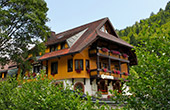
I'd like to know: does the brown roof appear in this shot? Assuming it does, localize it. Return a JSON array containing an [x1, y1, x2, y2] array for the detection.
[[39, 48, 70, 60], [0, 62, 16, 73], [39, 17, 137, 65]]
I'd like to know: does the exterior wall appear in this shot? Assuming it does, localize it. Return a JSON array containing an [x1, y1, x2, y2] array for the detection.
[[45, 47, 96, 80]]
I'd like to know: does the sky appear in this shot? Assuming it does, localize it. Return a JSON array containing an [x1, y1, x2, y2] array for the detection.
[[45, 0, 169, 33]]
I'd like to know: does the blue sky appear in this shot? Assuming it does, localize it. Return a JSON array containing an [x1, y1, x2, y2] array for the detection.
[[45, 0, 169, 33]]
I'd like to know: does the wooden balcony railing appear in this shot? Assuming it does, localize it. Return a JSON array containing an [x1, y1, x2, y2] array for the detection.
[[89, 68, 129, 80], [89, 47, 129, 63]]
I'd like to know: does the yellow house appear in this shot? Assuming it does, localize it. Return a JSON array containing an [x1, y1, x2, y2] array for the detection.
[[21, 18, 137, 97]]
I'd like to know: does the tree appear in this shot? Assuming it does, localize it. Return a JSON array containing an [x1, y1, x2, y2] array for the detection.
[[116, 36, 170, 109], [0, 0, 50, 67]]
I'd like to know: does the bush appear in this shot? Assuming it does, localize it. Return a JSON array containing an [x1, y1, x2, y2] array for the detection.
[[0, 74, 112, 110]]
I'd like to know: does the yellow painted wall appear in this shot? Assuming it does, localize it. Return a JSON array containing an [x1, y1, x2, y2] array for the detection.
[[47, 47, 93, 80]]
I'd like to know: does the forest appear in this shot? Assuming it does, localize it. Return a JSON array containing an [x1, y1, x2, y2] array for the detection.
[[117, 1, 170, 46]]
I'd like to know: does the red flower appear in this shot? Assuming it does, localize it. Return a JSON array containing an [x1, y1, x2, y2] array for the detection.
[[111, 50, 120, 55], [124, 72, 128, 76], [87, 69, 91, 73], [116, 70, 120, 74], [107, 95, 111, 99], [101, 90, 106, 92], [76, 68, 82, 73], [51, 73, 55, 76], [103, 68, 107, 72], [113, 70, 117, 73], [102, 48, 108, 52], [122, 53, 129, 58], [32, 73, 36, 77]]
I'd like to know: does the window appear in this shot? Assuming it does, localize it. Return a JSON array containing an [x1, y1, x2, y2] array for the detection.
[[61, 42, 65, 49], [75, 59, 83, 70], [98, 80, 108, 94], [86, 60, 90, 70], [50, 46, 55, 52], [68, 59, 73, 72], [51, 62, 58, 75], [74, 82, 84, 93], [103, 63, 107, 69], [33, 65, 41, 73], [55, 44, 58, 51]]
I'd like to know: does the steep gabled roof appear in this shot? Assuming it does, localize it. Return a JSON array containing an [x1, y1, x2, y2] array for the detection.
[[39, 18, 137, 65]]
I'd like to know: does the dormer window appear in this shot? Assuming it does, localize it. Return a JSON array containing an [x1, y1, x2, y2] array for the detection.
[[61, 42, 65, 49]]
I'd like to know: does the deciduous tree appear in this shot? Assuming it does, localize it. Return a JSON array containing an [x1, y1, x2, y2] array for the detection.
[[0, 0, 50, 67]]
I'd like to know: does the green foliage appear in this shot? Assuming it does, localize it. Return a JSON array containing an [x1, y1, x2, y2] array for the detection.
[[117, 1, 170, 46], [115, 36, 170, 109], [0, 74, 112, 110], [0, 0, 50, 68]]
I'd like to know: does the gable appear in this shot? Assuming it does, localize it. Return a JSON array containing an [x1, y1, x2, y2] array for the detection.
[[99, 21, 118, 38], [66, 28, 88, 47]]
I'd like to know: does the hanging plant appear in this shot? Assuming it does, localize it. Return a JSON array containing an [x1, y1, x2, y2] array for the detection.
[[122, 53, 129, 58], [101, 48, 109, 52], [111, 50, 120, 55]]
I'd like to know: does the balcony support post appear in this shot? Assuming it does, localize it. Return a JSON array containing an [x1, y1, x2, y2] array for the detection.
[[108, 58, 111, 76], [46, 60, 48, 75], [127, 63, 130, 73], [118, 61, 121, 78]]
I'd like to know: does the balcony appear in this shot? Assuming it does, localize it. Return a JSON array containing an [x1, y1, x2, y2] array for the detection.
[[90, 69, 129, 80], [89, 47, 129, 63], [89, 47, 130, 80]]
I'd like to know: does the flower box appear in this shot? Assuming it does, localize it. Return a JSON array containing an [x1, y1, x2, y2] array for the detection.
[[99, 48, 109, 56], [86, 69, 91, 74], [101, 48, 109, 52], [76, 68, 82, 73], [111, 50, 120, 55], [120, 53, 129, 60], [103, 68, 107, 72]]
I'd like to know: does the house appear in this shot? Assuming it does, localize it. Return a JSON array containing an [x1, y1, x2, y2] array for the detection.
[[20, 18, 137, 97], [0, 62, 18, 81]]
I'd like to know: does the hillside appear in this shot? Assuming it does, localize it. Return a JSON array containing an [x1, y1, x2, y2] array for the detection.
[[117, 1, 170, 46]]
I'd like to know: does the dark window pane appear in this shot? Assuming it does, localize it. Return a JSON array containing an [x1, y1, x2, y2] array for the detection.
[[75, 59, 83, 70], [61, 42, 65, 49], [68, 59, 73, 72], [86, 60, 90, 70], [51, 62, 58, 74]]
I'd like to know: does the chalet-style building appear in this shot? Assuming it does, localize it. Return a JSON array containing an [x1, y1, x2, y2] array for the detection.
[[1, 18, 137, 98]]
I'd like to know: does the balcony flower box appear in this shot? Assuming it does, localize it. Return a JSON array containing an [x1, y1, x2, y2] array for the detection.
[[102, 48, 109, 52], [124, 72, 128, 76], [111, 50, 120, 55], [116, 70, 120, 75], [110, 50, 120, 58], [51, 73, 55, 76], [76, 68, 82, 73], [113, 70, 117, 74], [121, 53, 129, 60], [86, 69, 91, 74], [99, 47, 109, 56], [103, 68, 107, 72]]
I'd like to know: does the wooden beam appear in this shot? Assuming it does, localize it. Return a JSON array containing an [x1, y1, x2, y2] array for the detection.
[[108, 57, 111, 76], [119, 61, 121, 78], [72, 78, 74, 85], [127, 63, 130, 73], [46, 60, 48, 75], [84, 78, 86, 85]]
